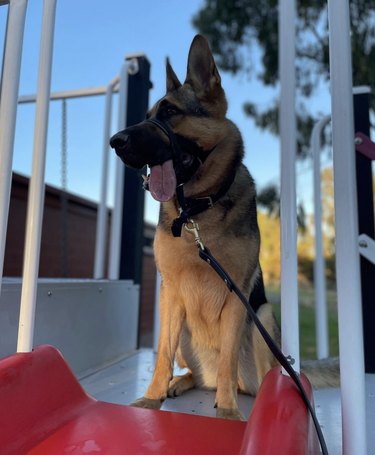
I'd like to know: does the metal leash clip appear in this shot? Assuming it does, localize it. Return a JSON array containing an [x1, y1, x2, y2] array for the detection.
[[184, 219, 205, 250]]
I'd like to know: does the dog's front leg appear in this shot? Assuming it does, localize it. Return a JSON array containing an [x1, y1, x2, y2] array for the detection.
[[132, 283, 184, 410], [215, 295, 246, 420]]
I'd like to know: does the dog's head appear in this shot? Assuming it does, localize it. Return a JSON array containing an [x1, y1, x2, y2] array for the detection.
[[110, 34, 227, 202]]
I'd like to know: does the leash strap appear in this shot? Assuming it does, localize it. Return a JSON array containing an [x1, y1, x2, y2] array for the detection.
[[188, 227, 328, 455], [171, 173, 236, 237]]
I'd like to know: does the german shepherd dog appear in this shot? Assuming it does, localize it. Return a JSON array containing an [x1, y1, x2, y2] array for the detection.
[[110, 35, 280, 420]]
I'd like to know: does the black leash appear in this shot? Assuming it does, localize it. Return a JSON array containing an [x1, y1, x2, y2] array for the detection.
[[184, 220, 328, 455]]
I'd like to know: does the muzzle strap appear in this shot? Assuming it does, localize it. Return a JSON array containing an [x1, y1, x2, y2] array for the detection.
[[146, 118, 209, 170], [146, 118, 171, 141]]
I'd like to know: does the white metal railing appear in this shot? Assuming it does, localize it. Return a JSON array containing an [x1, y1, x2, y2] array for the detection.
[[14, 3, 136, 350], [10, 49, 145, 349], [311, 115, 331, 360], [0, 0, 28, 298], [18, 84, 121, 105], [279, 0, 300, 373], [93, 76, 119, 279], [327, 1, 367, 453], [279, 1, 367, 452], [18, 69, 149, 281], [108, 62, 129, 280], [18, 80, 125, 281], [17, 0, 58, 352], [18, 85, 116, 103]]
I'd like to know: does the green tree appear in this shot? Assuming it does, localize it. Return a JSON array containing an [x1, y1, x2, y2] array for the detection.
[[257, 184, 279, 217], [193, 0, 375, 157]]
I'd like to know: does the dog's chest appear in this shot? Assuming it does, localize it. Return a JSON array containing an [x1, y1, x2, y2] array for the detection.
[[154, 229, 229, 322]]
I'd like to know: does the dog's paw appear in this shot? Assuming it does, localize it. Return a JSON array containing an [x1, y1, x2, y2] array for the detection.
[[167, 374, 195, 397], [216, 407, 245, 421], [130, 397, 163, 410]]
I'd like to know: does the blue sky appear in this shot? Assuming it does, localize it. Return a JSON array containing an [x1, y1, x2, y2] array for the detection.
[[1, 0, 331, 224]]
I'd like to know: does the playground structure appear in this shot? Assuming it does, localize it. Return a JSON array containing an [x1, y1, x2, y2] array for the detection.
[[0, 0, 374, 454]]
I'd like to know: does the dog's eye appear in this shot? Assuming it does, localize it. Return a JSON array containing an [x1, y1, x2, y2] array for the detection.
[[157, 101, 180, 120]]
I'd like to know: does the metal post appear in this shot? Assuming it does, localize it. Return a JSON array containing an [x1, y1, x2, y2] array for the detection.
[[0, 0, 28, 297], [18, 85, 118, 104], [311, 115, 331, 359], [119, 55, 150, 285], [279, 0, 300, 373], [327, 1, 367, 453], [93, 77, 119, 279], [17, 0, 57, 352], [108, 62, 129, 280]]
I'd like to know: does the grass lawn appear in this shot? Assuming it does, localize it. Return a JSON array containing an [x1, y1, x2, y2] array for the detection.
[[266, 284, 339, 360]]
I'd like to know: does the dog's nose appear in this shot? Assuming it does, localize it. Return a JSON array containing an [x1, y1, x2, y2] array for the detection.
[[110, 132, 129, 151]]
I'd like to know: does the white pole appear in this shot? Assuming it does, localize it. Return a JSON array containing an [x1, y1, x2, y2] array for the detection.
[[279, 0, 300, 373], [311, 115, 331, 359], [17, 0, 57, 352], [18, 84, 119, 104], [327, 1, 367, 454], [108, 62, 128, 280], [93, 79, 117, 278], [0, 0, 28, 297]]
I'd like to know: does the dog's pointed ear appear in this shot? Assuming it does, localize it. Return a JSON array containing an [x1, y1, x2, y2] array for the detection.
[[185, 35, 222, 98], [166, 57, 181, 92]]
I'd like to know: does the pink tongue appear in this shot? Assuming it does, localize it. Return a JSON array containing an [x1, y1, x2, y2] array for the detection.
[[149, 159, 177, 202]]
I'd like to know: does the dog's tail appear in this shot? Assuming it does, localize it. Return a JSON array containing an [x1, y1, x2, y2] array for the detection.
[[301, 357, 340, 389]]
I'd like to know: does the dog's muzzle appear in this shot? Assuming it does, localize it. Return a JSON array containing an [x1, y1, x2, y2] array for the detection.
[[110, 118, 209, 202]]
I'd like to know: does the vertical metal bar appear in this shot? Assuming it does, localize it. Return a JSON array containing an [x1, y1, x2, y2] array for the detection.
[[60, 99, 68, 276], [327, 1, 367, 453], [17, 0, 57, 353], [311, 115, 331, 359], [108, 63, 128, 280], [279, 0, 300, 373], [0, 0, 28, 296], [119, 56, 149, 284], [93, 79, 116, 279]]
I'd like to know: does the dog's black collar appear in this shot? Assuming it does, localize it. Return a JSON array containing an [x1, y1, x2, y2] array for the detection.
[[145, 117, 236, 237], [171, 170, 236, 237]]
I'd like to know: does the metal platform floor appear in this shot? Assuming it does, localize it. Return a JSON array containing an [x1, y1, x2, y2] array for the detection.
[[80, 349, 375, 455]]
